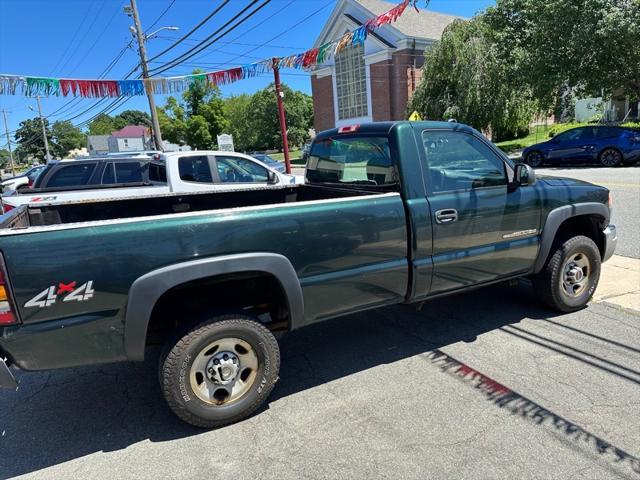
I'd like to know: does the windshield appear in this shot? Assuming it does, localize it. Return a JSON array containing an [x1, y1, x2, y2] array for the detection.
[[306, 135, 397, 186]]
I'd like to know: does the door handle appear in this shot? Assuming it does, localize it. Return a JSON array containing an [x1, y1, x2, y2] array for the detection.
[[435, 208, 458, 224]]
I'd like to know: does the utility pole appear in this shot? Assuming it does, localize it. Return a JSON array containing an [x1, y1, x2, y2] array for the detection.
[[35, 96, 52, 162], [128, 0, 164, 151], [1, 109, 16, 175], [272, 59, 291, 174]]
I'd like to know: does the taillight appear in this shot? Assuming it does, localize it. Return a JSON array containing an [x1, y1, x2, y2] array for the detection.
[[2, 203, 14, 214], [27, 179, 33, 187], [0, 257, 18, 325], [338, 124, 360, 134]]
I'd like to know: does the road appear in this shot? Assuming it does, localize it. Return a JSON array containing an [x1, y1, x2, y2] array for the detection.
[[1, 286, 638, 479], [1, 166, 639, 480]]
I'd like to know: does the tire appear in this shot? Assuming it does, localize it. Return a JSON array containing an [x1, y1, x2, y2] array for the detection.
[[160, 314, 280, 428], [599, 148, 622, 167], [533, 235, 601, 312], [525, 150, 544, 168]]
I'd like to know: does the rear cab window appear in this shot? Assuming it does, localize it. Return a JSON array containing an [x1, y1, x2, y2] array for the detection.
[[178, 155, 213, 183], [43, 163, 97, 188], [306, 135, 398, 186], [102, 161, 148, 185]]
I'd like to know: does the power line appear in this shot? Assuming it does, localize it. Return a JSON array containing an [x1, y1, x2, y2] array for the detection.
[[49, 1, 95, 75], [186, 0, 297, 64], [148, 0, 273, 76], [67, 3, 124, 76], [54, 0, 109, 76], [145, 0, 177, 33], [147, 0, 232, 62]]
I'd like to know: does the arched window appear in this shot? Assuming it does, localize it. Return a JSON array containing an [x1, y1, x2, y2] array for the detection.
[[335, 43, 368, 120]]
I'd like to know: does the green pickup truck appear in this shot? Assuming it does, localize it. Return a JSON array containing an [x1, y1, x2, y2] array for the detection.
[[0, 121, 616, 428]]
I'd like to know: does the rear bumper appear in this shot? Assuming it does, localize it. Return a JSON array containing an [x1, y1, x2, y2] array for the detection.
[[602, 224, 617, 263], [0, 357, 17, 389]]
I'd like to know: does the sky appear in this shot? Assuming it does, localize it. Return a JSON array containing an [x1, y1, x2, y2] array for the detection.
[[0, 0, 494, 141]]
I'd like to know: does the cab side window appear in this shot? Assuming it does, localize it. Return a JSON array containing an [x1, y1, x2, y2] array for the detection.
[[46, 163, 96, 188], [421, 131, 506, 193], [215, 156, 269, 183], [178, 156, 213, 183]]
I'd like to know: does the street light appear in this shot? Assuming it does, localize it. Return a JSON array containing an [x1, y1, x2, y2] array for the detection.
[[145, 26, 179, 40]]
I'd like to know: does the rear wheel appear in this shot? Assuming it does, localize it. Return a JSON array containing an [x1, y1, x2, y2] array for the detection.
[[599, 148, 622, 167], [533, 235, 601, 312], [160, 314, 280, 428], [525, 150, 544, 168]]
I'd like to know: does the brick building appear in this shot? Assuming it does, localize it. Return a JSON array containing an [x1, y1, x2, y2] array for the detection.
[[310, 0, 460, 132]]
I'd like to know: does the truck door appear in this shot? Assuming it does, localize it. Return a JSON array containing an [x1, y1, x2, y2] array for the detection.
[[420, 129, 541, 295]]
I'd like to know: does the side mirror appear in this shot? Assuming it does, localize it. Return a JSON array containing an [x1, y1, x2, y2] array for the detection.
[[267, 170, 278, 184], [515, 163, 536, 186]]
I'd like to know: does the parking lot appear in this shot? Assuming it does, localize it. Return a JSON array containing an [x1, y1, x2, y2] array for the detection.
[[1, 166, 639, 480]]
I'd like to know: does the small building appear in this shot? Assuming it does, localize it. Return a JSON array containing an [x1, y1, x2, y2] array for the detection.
[[107, 125, 153, 153], [310, 0, 460, 131], [575, 91, 640, 123], [87, 135, 109, 156]]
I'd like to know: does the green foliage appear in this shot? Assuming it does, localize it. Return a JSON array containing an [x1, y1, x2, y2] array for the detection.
[[483, 0, 640, 103], [87, 110, 151, 136], [14, 117, 52, 161], [0, 149, 11, 169], [223, 94, 255, 151], [158, 73, 228, 148], [408, 18, 538, 142], [411, 0, 640, 143], [186, 115, 213, 150], [247, 83, 313, 150], [159, 80, 313, 152], [51, 121, 86, 158]]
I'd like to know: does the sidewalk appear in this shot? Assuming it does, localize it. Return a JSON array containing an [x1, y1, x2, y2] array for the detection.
[[594, 254, 640, 312]]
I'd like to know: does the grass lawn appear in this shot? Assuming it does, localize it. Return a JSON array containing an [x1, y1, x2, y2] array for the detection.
[[269, 149, 302, 162], [495, 125, 553, 154]]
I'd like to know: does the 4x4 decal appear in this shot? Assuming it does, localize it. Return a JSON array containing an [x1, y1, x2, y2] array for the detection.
[[24, 281, 94, 308]]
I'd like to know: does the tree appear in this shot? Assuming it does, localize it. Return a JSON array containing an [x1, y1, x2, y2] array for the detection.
[[14, 117, 52, 161], [0, 149, 11, 169], [483, 0, 640, 104], [247, 83, 313, 150], [158, 72, 228, 147], [114, 110, 151, 128], [186, 116, 213, 150], [223, 94, 256, 151], [87, 113, 116, 136], [409, 18, 537, 141], [51, 121, 86, 158], [88, 110, 151, 136]]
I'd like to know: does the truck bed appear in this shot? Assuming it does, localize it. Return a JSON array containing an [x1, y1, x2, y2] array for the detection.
[[0, 183, 391, 229]]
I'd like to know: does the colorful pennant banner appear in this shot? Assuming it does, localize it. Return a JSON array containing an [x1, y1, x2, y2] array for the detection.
[[0, 0, 421, 98]]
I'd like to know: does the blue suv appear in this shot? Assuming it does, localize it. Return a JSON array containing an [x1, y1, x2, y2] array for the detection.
[[522, 126, 640, 167]]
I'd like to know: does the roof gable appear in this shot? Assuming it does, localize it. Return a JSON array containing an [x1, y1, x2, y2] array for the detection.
[[313, 0, 463, 48], [112, 125, 149, 138]]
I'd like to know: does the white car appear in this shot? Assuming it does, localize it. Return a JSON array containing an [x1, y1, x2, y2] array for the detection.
[[1, 151, 301, 212], [1, 165, 46, 193]]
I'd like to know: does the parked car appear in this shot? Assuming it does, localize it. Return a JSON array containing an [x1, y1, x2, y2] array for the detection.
[[250, 153, 286, 173], [522, 125, 640, 167], [0, 121, 616, 428], [1, 165, 46, 193], [1, 151, 300, 212]]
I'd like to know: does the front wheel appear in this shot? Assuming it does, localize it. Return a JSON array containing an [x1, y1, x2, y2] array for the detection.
[[160, 314, 280, 428], [532, 235, 601, 312], [599, 148, 622, 167], [525, 150, 544, 168]]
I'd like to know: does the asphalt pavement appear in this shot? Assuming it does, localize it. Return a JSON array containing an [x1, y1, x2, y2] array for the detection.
[[1, 165, 639, 480], [2, 283, 639, 479]]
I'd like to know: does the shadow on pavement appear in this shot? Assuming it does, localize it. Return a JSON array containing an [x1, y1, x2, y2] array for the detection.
[[0, 282, 637, 477]]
